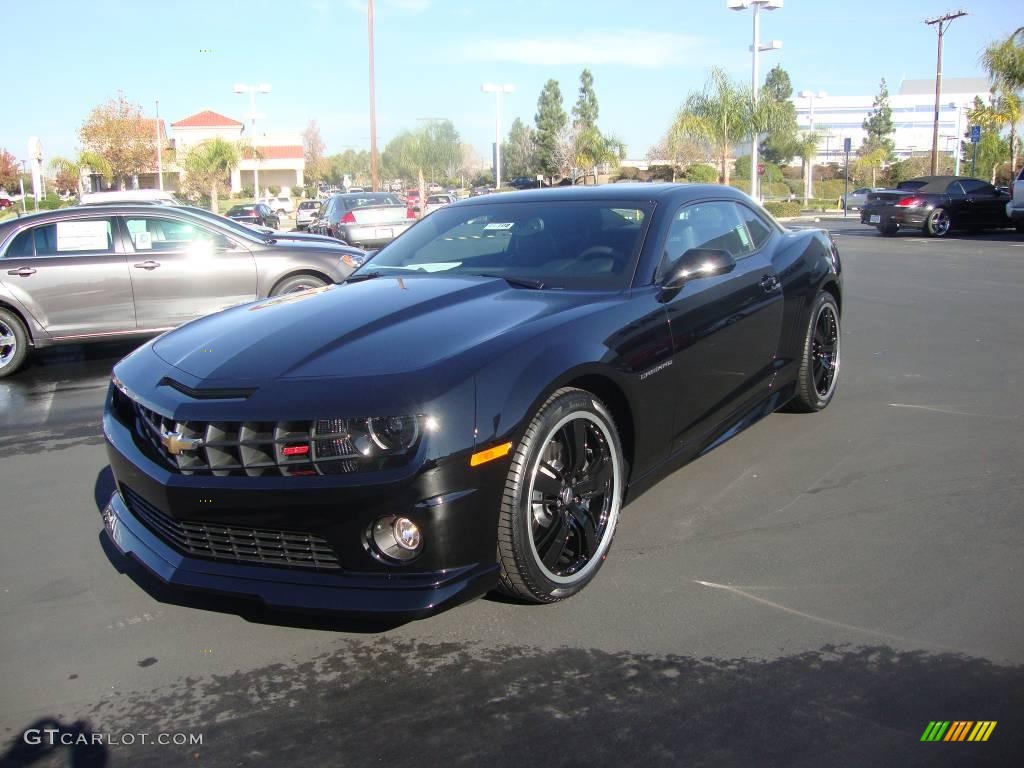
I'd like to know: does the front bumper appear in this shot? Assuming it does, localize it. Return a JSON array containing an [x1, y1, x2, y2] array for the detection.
[[101, 389, 507, 617], [1007, 203, 1024, 222]]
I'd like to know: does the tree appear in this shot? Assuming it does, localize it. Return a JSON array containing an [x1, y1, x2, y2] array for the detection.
[[674, 67, 785, 186], [982, 27, 1024, 91], [760, 65, 800, 165], [969, 89, 1021, 181], [182, 138, 241, 212], [534, 79, 567, 183], [797, 132, 820, 203], [646, 129, 707, 182], [572, 69, 599, 129], [861, 78, 895, 161], [303, 120, 326, 184], [78, 95, 155, 189], [48, 151, 112, 198], [0, 149, 19, 194], [503, 118, 537, 179]]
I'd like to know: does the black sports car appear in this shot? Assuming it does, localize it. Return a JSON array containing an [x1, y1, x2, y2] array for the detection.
[[225, 202, 280, 230], [860, 175, 1012, 237], [101, 184, 843, 617]]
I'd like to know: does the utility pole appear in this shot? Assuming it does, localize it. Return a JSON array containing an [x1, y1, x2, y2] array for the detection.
[[926, 10, 967, 175], [368, 0, 379, 192]]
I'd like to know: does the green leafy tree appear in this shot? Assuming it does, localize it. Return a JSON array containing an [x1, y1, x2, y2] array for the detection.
[[982, 27, 1024, 91], [760, 65, 800, 165], [534, 79, 567, 183], [969, 90, 1021, 182], [48, 151, 112, 197], [860, 78, 895, 161], [78, 95, 156, 189], [674, 67, 786, 186], [572, 69, 599, 129], [502, 118, 537, 179], [182, 137, 243, 212], [797, 131, 820, 203]]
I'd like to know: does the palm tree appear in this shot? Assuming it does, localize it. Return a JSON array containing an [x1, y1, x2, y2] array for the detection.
[[797, 131, 820, 204], [982, 27, 1024, 91], [183, 138, 241, 212], [674, 67, 787, 188], [971, 86, 1022, 180], [48, 151, 112, 198]]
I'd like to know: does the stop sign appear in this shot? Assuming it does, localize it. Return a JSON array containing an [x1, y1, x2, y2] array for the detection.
[[757, 163, 765, 176]]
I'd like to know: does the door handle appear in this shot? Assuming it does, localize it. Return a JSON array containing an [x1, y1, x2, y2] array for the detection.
[[6, 267, 36, 277], [759, 274, 779, 292], [133, 261, 160, 270]]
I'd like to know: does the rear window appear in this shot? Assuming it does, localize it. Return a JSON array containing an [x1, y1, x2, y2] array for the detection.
[[299, 201, 319, 210], [228, 205, 255, 214]]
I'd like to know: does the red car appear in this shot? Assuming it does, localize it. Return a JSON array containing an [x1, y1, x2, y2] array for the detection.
[[0, 197, 13, 209]]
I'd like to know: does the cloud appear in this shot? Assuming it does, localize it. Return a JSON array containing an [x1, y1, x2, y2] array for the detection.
[[461, 30, 711, 69]]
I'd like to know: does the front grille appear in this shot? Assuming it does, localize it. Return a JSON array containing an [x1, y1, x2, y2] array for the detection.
[[131, 400, 378, 477], [122, 486, 341, 571]]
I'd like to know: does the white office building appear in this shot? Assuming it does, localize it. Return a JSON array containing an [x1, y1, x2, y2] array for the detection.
[[795, 78, 991, 166]]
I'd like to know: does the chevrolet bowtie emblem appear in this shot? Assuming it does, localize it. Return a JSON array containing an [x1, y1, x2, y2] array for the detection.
[[160, 430, 203, 455]]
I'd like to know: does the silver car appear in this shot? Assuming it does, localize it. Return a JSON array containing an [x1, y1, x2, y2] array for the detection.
[[295, 199, 322, 230], [840, 187, 877, 211], [0, 205, 363, 377], [310, 192, 414, 247]]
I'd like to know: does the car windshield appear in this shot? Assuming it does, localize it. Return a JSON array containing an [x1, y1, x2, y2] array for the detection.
[[299, 201, 319, 210], [360, 199, 652, 290]]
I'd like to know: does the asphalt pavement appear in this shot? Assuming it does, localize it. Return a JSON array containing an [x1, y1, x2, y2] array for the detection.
[[1, 222, 1022, 767]]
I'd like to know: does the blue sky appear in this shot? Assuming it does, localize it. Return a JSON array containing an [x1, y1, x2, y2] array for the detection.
[[1, 0, 1016, 166]]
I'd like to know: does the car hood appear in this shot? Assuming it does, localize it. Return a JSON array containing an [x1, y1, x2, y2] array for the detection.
[[151, 275, 606, 384]]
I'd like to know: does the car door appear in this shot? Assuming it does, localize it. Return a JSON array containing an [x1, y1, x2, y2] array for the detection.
[[0, 215, 135, 337], [958, 179, 1005, 226], [658, 199, 784, 450], [121, 213, 258, 330]]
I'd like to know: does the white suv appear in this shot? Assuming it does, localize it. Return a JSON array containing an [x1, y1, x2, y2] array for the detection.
[[1008, 165, 1024, 232], [260, 196, 295, 215]]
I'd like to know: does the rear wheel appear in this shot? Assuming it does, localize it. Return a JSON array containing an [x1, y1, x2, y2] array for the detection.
[[0, 308, 29, 378], [497, 388, 624, 603], [926, 207, 951, 237], [789, 292, 840, 412], [270, 274, 327, 296]]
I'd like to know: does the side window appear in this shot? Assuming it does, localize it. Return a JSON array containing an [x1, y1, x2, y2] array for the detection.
[[660, 200, 754, 277], [14, 219, 114, 257], [960, 179, 994, 195], [736, 204, 773, 250], [124, 216, 216, 252]]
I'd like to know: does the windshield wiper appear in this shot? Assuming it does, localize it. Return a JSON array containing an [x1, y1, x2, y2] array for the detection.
[[471, 273, 546, 290], [341, 271, 385, 283]]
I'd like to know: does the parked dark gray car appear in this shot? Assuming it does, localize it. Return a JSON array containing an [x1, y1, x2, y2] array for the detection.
[[0, 205, 364, 377]]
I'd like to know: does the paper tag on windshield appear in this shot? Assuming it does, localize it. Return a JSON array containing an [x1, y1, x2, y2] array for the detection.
[[483, 222, 514, 230]]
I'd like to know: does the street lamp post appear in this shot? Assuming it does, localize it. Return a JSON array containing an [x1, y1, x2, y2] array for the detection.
[[155, 99, 164, 191], [481, 83, 514, 190], [925, 10, 967, 175], [233, 82, 272, 197], [728, 0, 782, 201]]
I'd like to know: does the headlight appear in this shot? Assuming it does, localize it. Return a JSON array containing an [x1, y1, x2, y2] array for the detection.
[[313, 416, 424, 459], [368, 416, 419, 450]]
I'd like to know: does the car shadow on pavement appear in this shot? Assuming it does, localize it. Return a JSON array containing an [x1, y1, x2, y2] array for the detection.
[[93, 467, 409, 635], [0, 717, 108, 767], [7, 640, 1020, 766]]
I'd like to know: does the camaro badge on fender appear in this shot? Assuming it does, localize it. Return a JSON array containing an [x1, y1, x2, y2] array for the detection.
[[160, 430, 203, 455]]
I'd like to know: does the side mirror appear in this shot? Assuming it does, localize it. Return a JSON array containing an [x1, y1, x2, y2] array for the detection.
[[659, 248, 736, 291]]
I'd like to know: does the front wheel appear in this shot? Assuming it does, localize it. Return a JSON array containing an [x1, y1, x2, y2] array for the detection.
[[497, 388, 625, 603], [789, 292, 841, 412], [270, 274, 327, 296], [926, 207, 951, 237]]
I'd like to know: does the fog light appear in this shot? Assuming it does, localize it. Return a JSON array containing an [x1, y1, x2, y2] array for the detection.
[[393, 517, 421, 551], [368, 515, 423, 562]]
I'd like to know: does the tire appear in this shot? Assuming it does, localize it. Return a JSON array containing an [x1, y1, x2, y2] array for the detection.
[[789, 292, 841, 412], [497, 387, 625, 603], [0, 308, 29, 378], [878, 223, 898, 236], [270, 274, 327, 296], [925, 207, 951, 237]]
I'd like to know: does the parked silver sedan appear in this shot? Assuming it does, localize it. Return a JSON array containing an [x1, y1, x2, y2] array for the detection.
[[0, 205, 364, 377]]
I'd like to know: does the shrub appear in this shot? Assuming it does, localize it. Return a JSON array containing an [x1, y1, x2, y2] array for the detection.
[[268, 185, 281, 195], [764, 201, 801, 218], [240, 186, 253, 198], [684, 163, 718, 183]]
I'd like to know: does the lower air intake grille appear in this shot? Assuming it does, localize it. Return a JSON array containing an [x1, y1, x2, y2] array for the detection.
[[122, 486, 341, 571]]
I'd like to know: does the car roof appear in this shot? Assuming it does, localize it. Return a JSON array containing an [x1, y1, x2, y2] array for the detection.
[[457, 183, 744, 205]]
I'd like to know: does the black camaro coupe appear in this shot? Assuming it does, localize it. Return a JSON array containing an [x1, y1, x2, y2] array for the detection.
[[101, 184, 842, 617]]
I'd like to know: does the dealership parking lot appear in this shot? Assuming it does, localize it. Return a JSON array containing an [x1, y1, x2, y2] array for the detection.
[[1, 222, 1022, 766]]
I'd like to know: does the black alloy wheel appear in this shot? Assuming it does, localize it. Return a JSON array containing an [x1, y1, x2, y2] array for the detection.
[[926, 207, 951, 237], [789, 292, 841, 412], [497, 388, 624, 603]]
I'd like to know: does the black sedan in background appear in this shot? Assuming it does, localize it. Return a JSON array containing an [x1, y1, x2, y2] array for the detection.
[[860, 175, 1011, 236], [100, 184, 842, 617], [226, 202, 280, 229]]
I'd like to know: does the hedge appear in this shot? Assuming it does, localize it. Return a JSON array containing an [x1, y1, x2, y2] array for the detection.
[[763, 201, 802, 218]]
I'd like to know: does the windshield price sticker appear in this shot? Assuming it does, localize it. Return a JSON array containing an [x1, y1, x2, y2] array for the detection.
[[483, 222, 515, 230]]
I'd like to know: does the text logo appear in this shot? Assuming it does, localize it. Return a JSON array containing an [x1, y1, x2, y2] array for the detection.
[[920, 721, 996, 742]]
